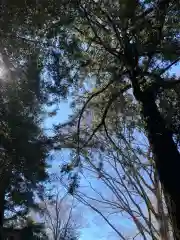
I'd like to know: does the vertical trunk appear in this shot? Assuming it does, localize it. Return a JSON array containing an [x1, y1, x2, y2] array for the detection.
[[141, 93, 180, 239], [0, 172, 10, 240], [0, 188, 5, 240], [155, 170, 169, 240]]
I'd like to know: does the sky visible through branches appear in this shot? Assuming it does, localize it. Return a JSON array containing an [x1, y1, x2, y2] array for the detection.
[[44, 63, 180, 240]]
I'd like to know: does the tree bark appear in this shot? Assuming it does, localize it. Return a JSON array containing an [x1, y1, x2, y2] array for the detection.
[[155, 169, 170, 240], [0, 187, 6, 240], [141, 92, 180, 239]]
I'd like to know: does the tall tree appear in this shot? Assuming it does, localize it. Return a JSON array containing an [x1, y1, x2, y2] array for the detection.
[[0, 53, 50, 238], [48, 0, 180, 238]]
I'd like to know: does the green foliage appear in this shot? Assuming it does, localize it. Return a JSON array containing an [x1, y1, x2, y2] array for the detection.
[[50, 0, 180, 158], [0, 54, 51, 223], [0, 1, 80, 103]]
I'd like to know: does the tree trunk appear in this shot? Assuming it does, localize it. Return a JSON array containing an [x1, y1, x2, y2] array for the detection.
[[141, 92, 180, 239], [155, 169, 170, 240], [0, 187, 6, 240]]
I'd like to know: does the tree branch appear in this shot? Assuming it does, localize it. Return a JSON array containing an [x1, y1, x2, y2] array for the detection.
[[80, 5, 119, 58], [77, 83, 130, 162]]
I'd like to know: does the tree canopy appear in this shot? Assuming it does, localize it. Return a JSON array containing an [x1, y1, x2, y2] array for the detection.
[[46, 0, 180, 238], [0, 52, 51, 239], [0, 0, 180, 239]]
